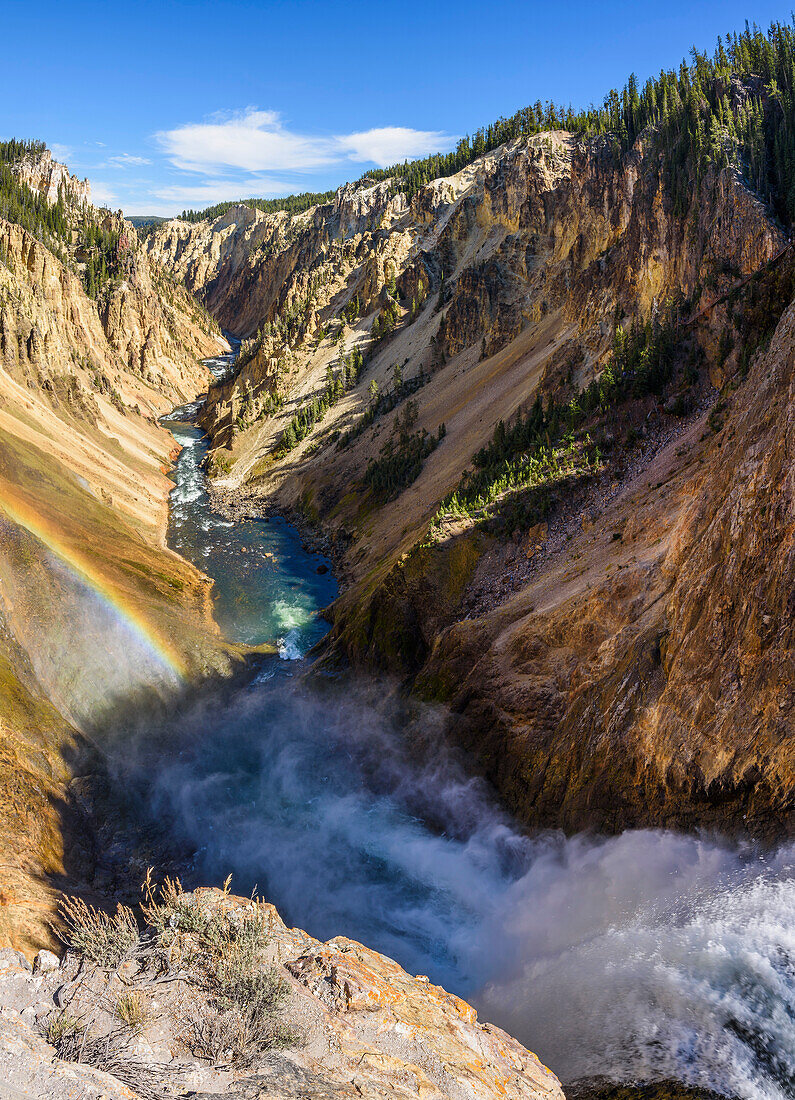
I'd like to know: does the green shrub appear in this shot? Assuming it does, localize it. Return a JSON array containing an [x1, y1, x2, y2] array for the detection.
[[59, 896, 139, 969]]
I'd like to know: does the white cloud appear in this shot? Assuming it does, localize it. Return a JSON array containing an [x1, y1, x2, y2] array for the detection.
[[337, 127, 451, 167], [152, 176, 295, 206], [156, 108, 331, 173], [155, 107, 454, 174], [108, 153, 151, 167], [90, 182, 118, 207]]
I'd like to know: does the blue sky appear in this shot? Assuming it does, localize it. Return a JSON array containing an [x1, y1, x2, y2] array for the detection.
[[3, 0, 793, 215]]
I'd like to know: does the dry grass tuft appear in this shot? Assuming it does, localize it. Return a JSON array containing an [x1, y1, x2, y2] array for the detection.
[[44, 1010, 179, 1100], [49, 872, 299, 1083], [114, 989, 151, 1034], [44, 1010, 86, 1058], [59, 896, 139, 969]]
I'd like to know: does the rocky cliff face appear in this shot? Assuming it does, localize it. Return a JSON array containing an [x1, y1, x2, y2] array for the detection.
[[0, 888, 563, 1100], [0, 184, 233, 953], [149, 129, 793, 837], [148, 132, 782, 472], [408, 294, 795, 834], [13, 148, 91, 207]]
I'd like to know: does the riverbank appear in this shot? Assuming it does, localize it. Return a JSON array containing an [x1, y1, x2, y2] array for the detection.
[[206, 478, 352, 592], [163, 402, 338, 655]]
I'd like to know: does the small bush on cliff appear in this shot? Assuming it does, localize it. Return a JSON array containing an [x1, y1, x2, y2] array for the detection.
[[44, 1010, 86, 1055], [180, 953, 295, 1067], [59, 896, 140, 968], [53, 874, 299, 1085], [207, 451, 232, 477], [43, 1011, 179, 1100], [142, 872, 299, 1066]]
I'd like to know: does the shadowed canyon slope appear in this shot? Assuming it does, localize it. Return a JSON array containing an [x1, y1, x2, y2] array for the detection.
[[147, 126, 793, 835], [0, 151, 233, 951]]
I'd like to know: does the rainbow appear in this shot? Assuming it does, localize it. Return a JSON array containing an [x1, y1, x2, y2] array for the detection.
[[0, 482, 186, 679]]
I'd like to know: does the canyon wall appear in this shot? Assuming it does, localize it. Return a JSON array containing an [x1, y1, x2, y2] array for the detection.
[[12, 147, 91, 207], [149, 129, 793, 836], [0, 152, 567, 1100], [0, 159, 232, 951]]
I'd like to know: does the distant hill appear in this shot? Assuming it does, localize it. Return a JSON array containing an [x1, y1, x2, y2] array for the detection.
[[177, 190, 336, 223], [127, 214, 168, 227]]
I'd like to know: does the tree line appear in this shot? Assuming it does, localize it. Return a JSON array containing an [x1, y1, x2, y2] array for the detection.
[[177, 189, 336, 224], [174, 19, 795, 232], [359, 19, 795, 225], [439, 314, 677, 523], [0, 139, 121, 297]]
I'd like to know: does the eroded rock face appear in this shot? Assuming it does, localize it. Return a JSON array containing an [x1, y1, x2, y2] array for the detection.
[[148, 130, 782, 484], [409, 297, 795, 835], [147, 129, 792, 836], [0, 890, 564, 1100], [0, 209, 231, 955], [0, 219, 221, 523], [12, 148, 91, 207]]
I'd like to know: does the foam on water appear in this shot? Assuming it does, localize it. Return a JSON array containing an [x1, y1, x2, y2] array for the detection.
[[277, 629, 304, 660], [107, 673, 795, 1100], [147, 359, 795, 1099]]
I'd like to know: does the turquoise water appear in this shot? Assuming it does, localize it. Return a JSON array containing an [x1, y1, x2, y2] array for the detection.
[[163, 350, 337, 656], [166, 422, 336, 655]]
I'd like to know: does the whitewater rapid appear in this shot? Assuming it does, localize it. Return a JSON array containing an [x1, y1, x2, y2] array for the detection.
[[136, 353, 795, 1100]]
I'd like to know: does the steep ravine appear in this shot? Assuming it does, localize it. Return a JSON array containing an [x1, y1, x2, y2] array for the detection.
[[146, 129, 793, 837], [132, 130, 795, 1100], [86, 384, 795, 1100], [0, 352, 569, 1100]]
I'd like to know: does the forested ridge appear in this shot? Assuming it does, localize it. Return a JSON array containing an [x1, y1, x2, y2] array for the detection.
[[362, 19, 795, 224], [175, 19, 795, 229], [177, 189, 336, 224], [0, 138, 122, 297], [0, 139, 71, 258]]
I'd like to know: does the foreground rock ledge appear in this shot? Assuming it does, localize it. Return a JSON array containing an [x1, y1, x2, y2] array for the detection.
[[0, 888, 563, 1100]]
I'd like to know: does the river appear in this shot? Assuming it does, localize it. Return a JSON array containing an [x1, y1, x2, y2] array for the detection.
[[114, 347, 795, 1100]]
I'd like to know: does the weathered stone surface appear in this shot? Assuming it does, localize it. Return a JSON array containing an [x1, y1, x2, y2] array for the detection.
[[0, 889, 564, 1100], [32, 950, 59, 974], [12, 148, 91, 206], [0, 1008, 138, 1100]]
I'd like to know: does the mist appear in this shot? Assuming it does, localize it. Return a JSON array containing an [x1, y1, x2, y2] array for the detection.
[[97, 668, 795, 1099]]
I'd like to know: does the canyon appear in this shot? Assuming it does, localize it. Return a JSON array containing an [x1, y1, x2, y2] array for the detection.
[[0, 148, 568, 1100], [145, 127, 793, 837], [0, 60, 794, 1100]]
